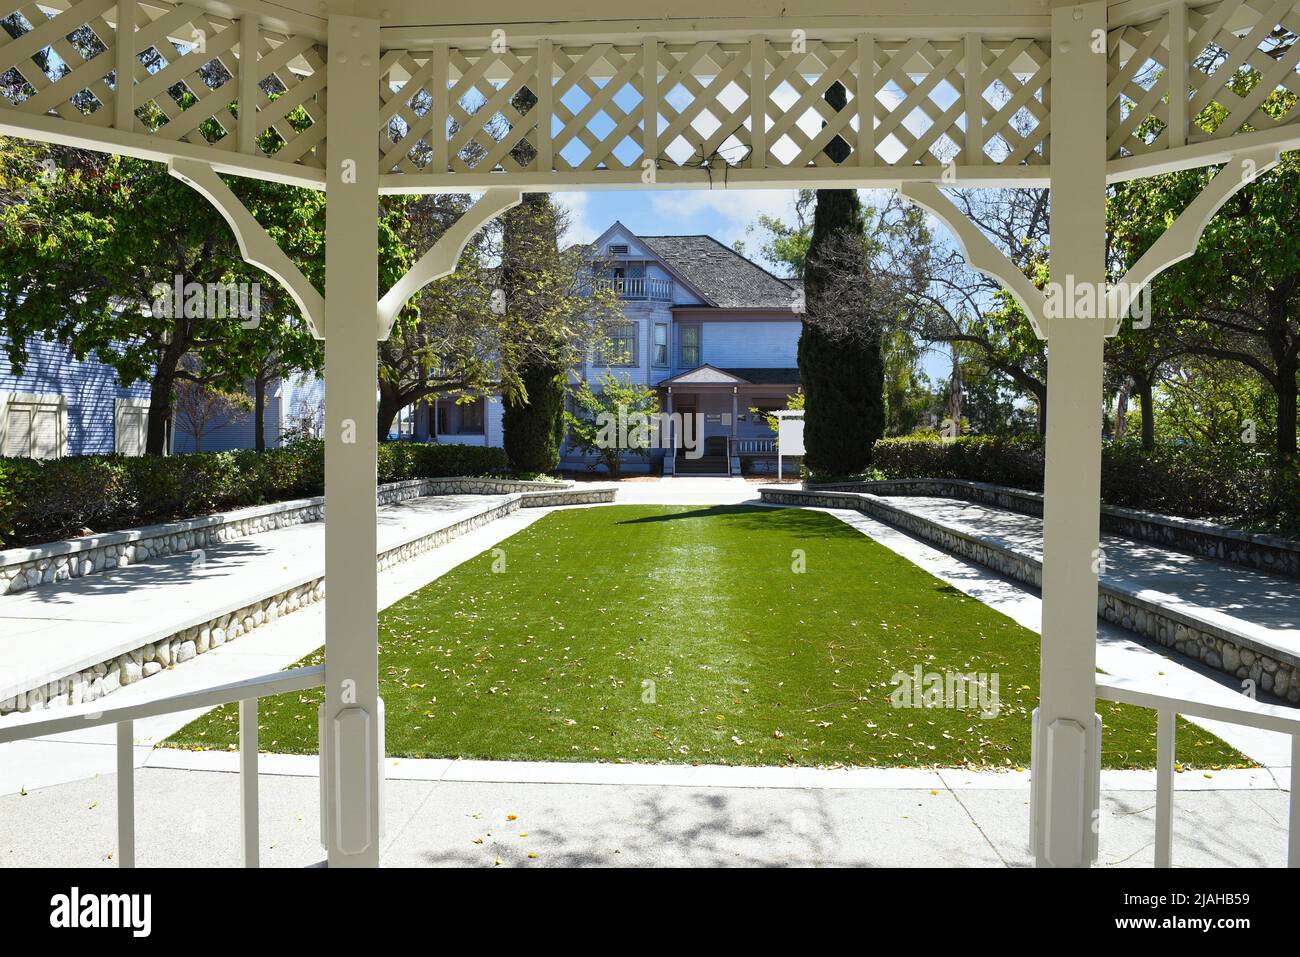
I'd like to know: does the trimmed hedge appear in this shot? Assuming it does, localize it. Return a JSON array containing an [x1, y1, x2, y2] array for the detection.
[[872, 435, 1298, 534], [0, 440, 507, 549]]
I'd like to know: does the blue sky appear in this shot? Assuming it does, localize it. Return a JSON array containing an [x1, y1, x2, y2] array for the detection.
[[555, 188, 803, 274]]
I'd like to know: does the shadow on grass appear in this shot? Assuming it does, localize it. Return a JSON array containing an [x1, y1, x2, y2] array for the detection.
[[615, 504, 868, 540]]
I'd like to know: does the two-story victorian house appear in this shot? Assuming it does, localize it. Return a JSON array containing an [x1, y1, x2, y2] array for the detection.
[[566, 222, 803, 476]]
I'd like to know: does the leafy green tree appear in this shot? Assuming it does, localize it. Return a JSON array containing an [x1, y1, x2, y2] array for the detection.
[[737, 191, 815, 276], [907, 189, 1049, 435], [1, 148, 319, 453], [1110, 64, 1300, 462], [499, 87, 569, 472], [883, 329, 934, 436], [1111, 154, 1300, 461], [1154, 355, 1277, 449], [797, 82, 886, 477], [563, 372, 659, 478]]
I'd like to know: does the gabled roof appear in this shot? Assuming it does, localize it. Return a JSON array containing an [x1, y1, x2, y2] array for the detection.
[[657, 364, 802, 387], [636, 235, 801, 310], [658, 364, 747, 386]]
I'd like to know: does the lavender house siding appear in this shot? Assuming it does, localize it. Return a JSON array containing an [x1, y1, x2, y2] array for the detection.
[[0, 335, 149, 455], [170, 390, 283, 452], [687, 320, 801, 372]]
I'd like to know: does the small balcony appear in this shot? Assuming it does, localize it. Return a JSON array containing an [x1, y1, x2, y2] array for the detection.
[[595, 276, 673, 301]]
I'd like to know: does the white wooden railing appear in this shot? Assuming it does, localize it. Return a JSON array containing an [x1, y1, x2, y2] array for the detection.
[[733, 437, 777, 454], [0, 665, 325, 867], [594, 277, 673, 301], [1096, 674, 1300, 868]]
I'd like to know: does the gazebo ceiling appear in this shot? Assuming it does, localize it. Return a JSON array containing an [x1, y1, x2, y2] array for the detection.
[[2, 0, 1299, 192]]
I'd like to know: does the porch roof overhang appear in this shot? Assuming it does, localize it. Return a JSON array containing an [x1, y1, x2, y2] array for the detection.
[[657, 364, 801, 388]]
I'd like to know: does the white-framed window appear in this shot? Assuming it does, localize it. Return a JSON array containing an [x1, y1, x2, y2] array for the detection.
[[652, 323, 669, 367], [459, 397, 485, 434], [679, 324, 701, 368], [600, 321, 638, 367], [2, 392, 68, 459], [114, 398, 150, 456]]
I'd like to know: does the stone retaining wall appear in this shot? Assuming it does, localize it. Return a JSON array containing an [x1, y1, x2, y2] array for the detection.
[[519, 487, 615, 508], [761, 486, 1300, 703], [808, 478, 1300, 580], [0, 497, 521, 715], [0, 485, 611, 715], [0, 476, 574, 596]]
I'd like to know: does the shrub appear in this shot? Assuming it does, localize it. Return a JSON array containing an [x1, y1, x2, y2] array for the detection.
[[872, 435, 1045, 490], [0, 441, 508, 548], [869, 434, 1295, 534]]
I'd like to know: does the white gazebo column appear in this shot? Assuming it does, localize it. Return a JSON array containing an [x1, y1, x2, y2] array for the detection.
[[319, 13, 383, 868], [1031, 0, 1108, 868]]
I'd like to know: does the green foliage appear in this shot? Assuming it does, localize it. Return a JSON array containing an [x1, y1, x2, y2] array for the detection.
[[1109, 113, 1300, 460], [500, 193, 567, 473], [502, 358, 566, 473], [872, 435, 1297, 534], [374, 441, 507, 485], [749, 388, 804, 435], [0, 442, 507, 548], [737, 190, 814, 275], [873, 435, 1046, 489], [800, 184, 884, 477], [563, 372, 660, 478]]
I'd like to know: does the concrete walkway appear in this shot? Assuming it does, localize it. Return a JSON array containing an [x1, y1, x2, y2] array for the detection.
[[0, 759, 1287, 867], [0, 494, 516, 706], [0, 502, 550, 797], [884, 495, 1299, 641]]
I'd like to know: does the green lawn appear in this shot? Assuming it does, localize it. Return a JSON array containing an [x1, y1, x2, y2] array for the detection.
[[167, 505, 1248, 769]]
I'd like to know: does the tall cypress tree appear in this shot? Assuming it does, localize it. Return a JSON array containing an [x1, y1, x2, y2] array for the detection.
[[797, 82, 886, 477], [500, 87, 568, 473]]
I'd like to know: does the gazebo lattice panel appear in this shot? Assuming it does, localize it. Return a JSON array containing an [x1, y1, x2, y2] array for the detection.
[[1, 0, 1298, 185]]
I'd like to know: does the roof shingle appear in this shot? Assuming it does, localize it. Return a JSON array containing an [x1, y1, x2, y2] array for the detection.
[[636, 234, 801, 309]]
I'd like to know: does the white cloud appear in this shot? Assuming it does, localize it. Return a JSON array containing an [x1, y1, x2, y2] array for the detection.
[[647, 189, 800, 249], [555, 192, 601, 245]]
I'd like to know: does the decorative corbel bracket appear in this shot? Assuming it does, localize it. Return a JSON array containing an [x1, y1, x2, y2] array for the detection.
[[168, 158, 327, 339]]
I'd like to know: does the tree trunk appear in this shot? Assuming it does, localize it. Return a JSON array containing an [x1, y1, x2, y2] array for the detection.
[[377, 385, 405, 443], [253, 374, 267, 452], [1112, 383, 1130, 443], [1136, 376, 1156, 450], [1034, 386, 1048, 436], [1277, 354, 1298, 462], [146, 366, 175, 455]]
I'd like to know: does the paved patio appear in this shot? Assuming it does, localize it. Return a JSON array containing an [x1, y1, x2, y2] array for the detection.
[[0, 759, 1288, 868]]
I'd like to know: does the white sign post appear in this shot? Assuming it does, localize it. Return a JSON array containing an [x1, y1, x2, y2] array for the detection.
[[773, 410, 804, 483]]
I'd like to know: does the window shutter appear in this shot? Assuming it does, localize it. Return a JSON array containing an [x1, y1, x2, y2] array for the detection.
[[31, 408, 60, 458], [5, 407, 31, 457], [117, 407, 148, 456]]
